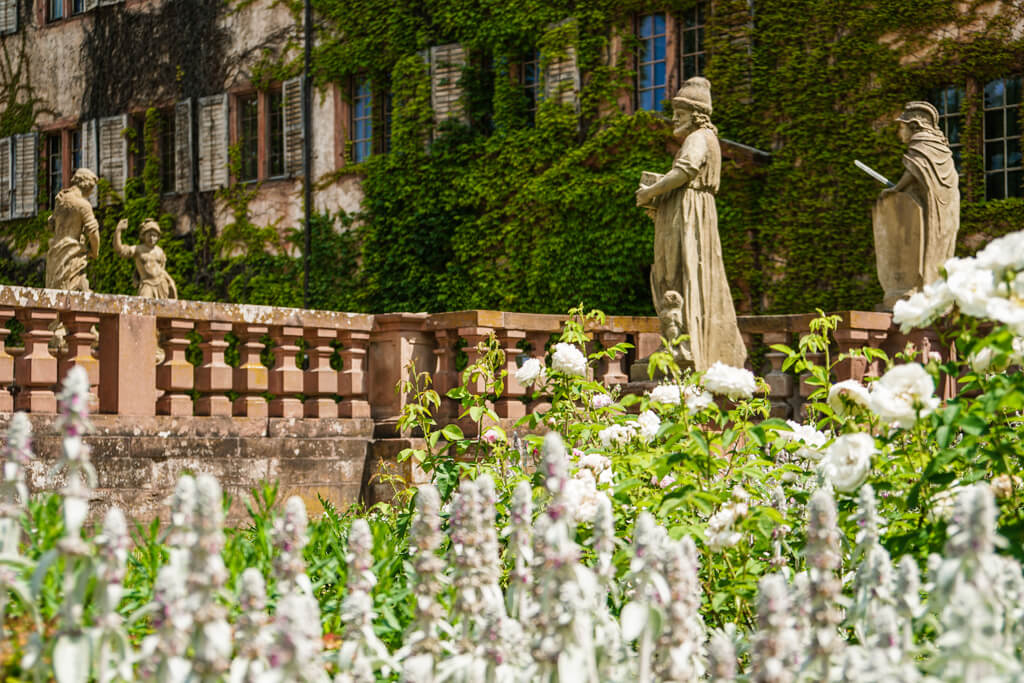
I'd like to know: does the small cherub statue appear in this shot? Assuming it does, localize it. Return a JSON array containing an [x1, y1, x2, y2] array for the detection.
[[657, 289, 694, 370], [114, 218, 178, 299]]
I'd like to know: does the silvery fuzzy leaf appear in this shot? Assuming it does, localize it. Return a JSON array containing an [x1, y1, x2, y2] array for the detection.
[[53, 633, 91, 683], [63, 496, 89, 536], [161, 656, 192, 683], [620, 601, 649, 641]]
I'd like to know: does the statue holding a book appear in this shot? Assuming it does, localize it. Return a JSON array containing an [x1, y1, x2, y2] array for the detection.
[[636, 77, 747, 372]]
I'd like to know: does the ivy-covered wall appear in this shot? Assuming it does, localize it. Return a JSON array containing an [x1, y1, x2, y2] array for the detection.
[[2, 0, 1023, 317]]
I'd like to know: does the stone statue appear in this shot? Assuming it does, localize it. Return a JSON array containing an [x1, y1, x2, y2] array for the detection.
[[657, 289, 694, 368], [635, 77, 747, 372], [114, 218, 178, 299], [874, 101, 960, 309], [45, 168, 100, 292]]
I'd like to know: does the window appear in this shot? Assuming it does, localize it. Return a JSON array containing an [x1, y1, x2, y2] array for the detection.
[[983, 76, 1022, 200], [160, 108, 176, 192], [518, 52, 541, 121], [268, 89, 285, 177], [237, 93, 259, 181], [636, 13, 667, 112], [48, 0, 63, 22], [680, 2, 708, 81], [71, 0, 83, 14], [930, 85, 964, 174], [128, 114, 146, 178], [352, 78, 373, 163], [70, 128, 81, 172], [46, 134, 62, 208]]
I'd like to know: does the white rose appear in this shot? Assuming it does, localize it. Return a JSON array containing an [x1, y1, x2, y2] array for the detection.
[[649, 384, 682, 405], [778, 419, 828, 461], [827, 379, 871, 417], [636, 410, 661, 442], [515, 357, 546, 386], [683, 385, 714, 413], [968, 346, 1009, 374], [591, 393, 614, 409], [703, 361, 758, 400], [598, 423, 635, 449], [945, 257, 995, 318], [819, 432, 875, 493], [579, 452, 611, 474], [550, 343, 587, 377], [892, 280, 953, 333], [869, 363, 939, 429], [975, 231, 1024, 276]]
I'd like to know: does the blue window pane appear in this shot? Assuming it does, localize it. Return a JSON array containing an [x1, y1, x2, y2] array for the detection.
[[654, 61, 666, 88], [986, 79, 1005, 109], [640, 90, 653, 111], [654, 13, 665, 34], [654, 36, 665, 61], [640, 63, 653, 88], [987, 172, 1004, 199], [947, 116, 961, 144], [1008, 138, 1021, 168], [640, 14, 652, 36], [1008, 110, 1020, 138], [1008, 170, 1022, 197], [1008, 76, 1022, 105], [986, 140, 1004, 170], [655, 87, 666, 108], [985, 109, 1004, 139]]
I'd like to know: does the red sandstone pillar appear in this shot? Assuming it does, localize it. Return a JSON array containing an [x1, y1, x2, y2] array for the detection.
[[14, 309, 58, 413], [495, 328, 527, 419], [432, 328, 460, 418], [458, 326, 495, 395], [269, 325, 304, 418], [303, 328, 338, 418], [0, 308, 13, 412], [232, 324, 269, 419], [195, 320, 233, 417], [98, 313, 158, 416], [156, 318, 195, 416], [338, 330, 371, 418], [58, 311, 100, 412], [762, 331, 793, 420], [597, 331, 630, 386]]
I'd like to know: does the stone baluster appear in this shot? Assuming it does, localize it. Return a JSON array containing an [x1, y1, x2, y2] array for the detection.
[[833, 327, 871, 384], [496, 328, 527, 419], [304, 328, 338, 418], [338, 330, 371, 418], [233, 324, 269, 419], [0, 308, 13, 412], [762, 331, 793, 419], [432, 328, 460, 418], [597, 331, 630, 386], [13, 308, 58, 413], [58, 311, 100, 412], [195, 321, 233, 417], [458, 326, 495, 395], [269, 325, 304, 418], [156, 318, 195, 416]]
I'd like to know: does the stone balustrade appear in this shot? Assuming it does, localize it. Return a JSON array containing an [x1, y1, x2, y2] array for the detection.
[[0, 284, 954, 518]]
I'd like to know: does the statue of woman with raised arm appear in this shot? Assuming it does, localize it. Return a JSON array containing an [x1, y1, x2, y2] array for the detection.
[[635, 77, 746, 371]]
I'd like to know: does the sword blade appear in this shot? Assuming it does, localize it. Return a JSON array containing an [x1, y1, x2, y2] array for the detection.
[[854, 159, 894, 187]]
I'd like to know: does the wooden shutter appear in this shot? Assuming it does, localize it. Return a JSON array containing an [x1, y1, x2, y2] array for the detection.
[[429, 44, 466, 123], [12, 133, 37, 218], [97, 0, 120, 6], [283, 76, 304, 177], [83, 0, 98, 10], [0, 137, 12, 219], [197, 94, 228, 191], [80, 119, 98, 207], [0, 0, 17, 35], [174, 98, 194, 194], [98, 114, 127, 198], [543, 46, 580, 108]]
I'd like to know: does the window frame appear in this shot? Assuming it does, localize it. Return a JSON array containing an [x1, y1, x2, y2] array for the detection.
[[982, 75, 1022, 201], [46, 132, 62, 209], [679, 1, 708, 82], [635, 12, 669, 113]]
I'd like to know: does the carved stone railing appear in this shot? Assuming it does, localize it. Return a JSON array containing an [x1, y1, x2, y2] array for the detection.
[[0, 285, 947, 427]]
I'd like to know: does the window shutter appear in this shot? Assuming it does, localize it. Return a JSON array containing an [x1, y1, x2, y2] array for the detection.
[[0, 137, 12, 219], [97, 0, 121, 6], [80, 119, 99, 207], [0, 0, 17, 35], [283, 76, 304, 177], [543, 46, 580, 108], [429, 43, 466, 123], [83, 0, 98, 10], [174, 98, 194, 194], [197, 94, 228, 191], [98, 114, 128, 198], [12, 133, 37, 218]]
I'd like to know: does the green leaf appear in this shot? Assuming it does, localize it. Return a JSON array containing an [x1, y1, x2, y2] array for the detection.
[[441, 424, 464, 441]]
